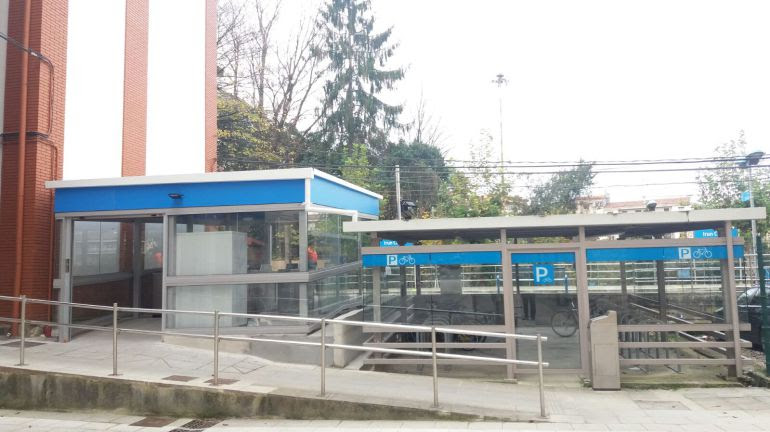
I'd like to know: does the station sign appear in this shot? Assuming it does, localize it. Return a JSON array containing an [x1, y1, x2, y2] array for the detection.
[[694, 228, 739, 238]]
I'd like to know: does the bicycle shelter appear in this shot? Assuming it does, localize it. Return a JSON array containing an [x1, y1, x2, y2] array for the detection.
[[344, 208, 766, 380]]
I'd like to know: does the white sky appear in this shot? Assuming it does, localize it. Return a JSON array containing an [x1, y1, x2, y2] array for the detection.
[[279, 0, 770, 201]]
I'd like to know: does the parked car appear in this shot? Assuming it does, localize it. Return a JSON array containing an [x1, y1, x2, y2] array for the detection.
[[736, 287, 764, 349]]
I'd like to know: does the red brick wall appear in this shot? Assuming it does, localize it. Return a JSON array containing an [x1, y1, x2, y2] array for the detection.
[[0, 1, 68, 321], [121, 0, 148, 177], [204, 0, 217, 172]]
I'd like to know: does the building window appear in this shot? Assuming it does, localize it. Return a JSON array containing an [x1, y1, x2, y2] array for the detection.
[[171, 211, 300, 276], [307, 212, 360, 270]]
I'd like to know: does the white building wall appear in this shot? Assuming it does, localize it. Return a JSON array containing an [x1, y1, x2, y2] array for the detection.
[[62, 0, 126, 180], [145, 0, 206, 175]]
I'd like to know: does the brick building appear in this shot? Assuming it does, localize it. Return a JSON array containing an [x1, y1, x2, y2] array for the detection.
[[0, 0, 217, 323]]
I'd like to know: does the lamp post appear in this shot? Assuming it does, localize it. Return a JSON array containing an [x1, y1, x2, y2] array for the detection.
[[739, 150, 765, 256], [491, 73, 508, 185]]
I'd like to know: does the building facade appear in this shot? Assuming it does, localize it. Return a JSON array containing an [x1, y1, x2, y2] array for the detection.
[[0, 0, 217, 322]]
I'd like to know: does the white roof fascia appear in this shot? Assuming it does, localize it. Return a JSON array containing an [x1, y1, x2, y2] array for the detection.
[[343, 207, 767, 233]]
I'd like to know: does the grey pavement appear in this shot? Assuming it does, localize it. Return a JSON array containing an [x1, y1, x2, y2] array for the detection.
[[1, 321, 770, 430]]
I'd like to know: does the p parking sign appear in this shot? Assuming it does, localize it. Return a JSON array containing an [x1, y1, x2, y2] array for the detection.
[[533, 264, 555, 285]]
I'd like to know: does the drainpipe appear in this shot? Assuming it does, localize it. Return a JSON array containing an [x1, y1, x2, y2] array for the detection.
[[12, 0, 32, 326]]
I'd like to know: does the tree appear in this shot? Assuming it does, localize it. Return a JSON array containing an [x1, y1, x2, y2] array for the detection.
[[217, 0, 250, 96], [697, 130, 770, 238], [340, 142, 372, 190], [378, 140, 448, 219], [217, 93, 280, 171], [317, 0, 404, 157], [408, 91, 444, 148], [526, 163, 595, 215]]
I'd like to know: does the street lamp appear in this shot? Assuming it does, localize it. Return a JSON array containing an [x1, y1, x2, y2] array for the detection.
[[491, 73, 508, 184], [739, 150, 765, 256]]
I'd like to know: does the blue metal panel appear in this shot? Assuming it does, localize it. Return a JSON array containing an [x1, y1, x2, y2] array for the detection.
[[510, 252, 576, 264], [311, 177, 380, 216], [362, 251, 501, 267], [586, 245, 744, 262], [54, 179, 306, 213]]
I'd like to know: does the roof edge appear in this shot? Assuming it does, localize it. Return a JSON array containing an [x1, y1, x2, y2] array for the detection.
[[343, 207, 767, 233]]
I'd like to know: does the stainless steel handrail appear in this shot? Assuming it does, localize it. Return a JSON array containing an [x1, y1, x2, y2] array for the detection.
[[0, 295, 550, 418]]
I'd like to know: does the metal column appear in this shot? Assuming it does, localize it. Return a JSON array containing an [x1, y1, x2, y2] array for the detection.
[[576, 227, 591, 377], [725, 220, 743, 376], [500, 229, 516, 380]]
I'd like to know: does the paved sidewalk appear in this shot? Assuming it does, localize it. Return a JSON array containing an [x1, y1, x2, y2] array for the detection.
[[1, 327, 770, 430]]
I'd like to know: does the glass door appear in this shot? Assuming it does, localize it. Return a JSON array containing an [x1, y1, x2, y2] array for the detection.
[[511, 251, 582, 370]]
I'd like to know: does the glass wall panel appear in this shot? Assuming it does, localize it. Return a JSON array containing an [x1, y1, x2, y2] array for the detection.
[[172, 211, 300, 275], [166, 283, 300, 329], [587, 259, 727, 326], [363, 264, 504, 326], [307, 212, 358, 270], [71, 221, 133, 324], [308, 269, 363, 317], [73, 221, 122, 276]]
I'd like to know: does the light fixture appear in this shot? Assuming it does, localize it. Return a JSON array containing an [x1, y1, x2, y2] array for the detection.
[[400, 200, 417, 220], [746, 150, 766, 166], [645, 200, 657, 211], [168, 193, 183, 200]]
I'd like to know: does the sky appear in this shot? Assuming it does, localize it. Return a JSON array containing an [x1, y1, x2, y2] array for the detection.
[[282, 0, 770, 202]]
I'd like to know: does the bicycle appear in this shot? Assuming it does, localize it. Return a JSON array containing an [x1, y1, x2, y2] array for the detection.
[[550, 300, 578, 337], [398, 255, 416, 265], [550, 297, 613, 338]]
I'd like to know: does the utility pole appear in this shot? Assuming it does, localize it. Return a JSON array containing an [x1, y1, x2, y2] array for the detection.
[[395, 165, 402, 220], [492, 73, 508, 184]]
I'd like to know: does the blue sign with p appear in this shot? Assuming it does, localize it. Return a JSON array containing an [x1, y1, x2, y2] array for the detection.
[[533, 264, 555, 285]]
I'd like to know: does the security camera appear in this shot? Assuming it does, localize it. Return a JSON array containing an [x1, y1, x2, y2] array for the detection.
[[400, 200, 417, 220], [646, 200, 657, 211]]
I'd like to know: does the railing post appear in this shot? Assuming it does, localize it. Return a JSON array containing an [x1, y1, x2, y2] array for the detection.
[[213, 310, 220, 386], [431, 326, 438, 408], [320, 318, 326, 396], [110, 302, 119, 376], [17, 295, 26, 366], [537, 333, 547, 418]]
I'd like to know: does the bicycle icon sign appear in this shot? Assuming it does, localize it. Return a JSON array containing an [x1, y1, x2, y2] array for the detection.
[[678, 247, 713, 260], [386, 254, 416, 266]]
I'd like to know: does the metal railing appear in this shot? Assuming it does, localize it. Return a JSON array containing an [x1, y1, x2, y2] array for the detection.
[[0, 294, 549, 418]]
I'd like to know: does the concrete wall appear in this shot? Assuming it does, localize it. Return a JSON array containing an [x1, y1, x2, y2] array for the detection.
[[0, 368, 471, 420], [333, 309, 368, 367]]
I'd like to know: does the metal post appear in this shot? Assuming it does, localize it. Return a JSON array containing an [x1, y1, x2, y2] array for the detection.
[[111, 302, 119, 376], [320, 318, 326, 395], [757, 236, 770, 374], [749, 166, 758, 256], [17, 296, 27, 366], [431, 326, 438, 408], [395, 165, 402, 220], [537, 333, 546, 418], [213, 310, 220, 386]]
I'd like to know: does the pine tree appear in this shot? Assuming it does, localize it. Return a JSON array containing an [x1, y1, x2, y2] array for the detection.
[[317, 0, 404, 158]]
